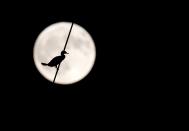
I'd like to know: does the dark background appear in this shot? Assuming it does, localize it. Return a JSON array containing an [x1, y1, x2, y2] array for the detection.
[[0, 3, 187, 131], [0, 2, 182, 123]]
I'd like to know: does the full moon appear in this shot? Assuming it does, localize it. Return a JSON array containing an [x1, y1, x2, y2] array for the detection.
[[33, 22, 96, 85]]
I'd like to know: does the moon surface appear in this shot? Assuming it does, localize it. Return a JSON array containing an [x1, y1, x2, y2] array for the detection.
[[33, 22, 96, 85]]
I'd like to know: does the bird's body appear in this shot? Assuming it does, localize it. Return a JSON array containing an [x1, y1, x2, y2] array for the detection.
[[41, 51, 68, 68], [48, 55, 65, 66]]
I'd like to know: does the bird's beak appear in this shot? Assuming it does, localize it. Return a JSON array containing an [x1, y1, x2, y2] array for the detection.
[[66, 52, 69, 54]]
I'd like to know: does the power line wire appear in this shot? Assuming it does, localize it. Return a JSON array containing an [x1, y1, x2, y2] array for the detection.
[[52, 22, 74, 87]]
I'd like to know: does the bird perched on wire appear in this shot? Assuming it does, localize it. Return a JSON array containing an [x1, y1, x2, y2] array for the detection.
[[41, 50, 69, 68]]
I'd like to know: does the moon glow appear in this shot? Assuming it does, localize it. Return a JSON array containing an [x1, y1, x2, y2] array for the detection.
[[33, 22, 96, 85]]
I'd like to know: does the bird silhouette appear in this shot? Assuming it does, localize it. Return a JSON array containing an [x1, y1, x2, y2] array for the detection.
[[41, 50, 69, 68]]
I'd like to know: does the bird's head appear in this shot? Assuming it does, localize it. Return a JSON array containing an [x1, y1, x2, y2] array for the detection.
[[61, 51, 69, 56]]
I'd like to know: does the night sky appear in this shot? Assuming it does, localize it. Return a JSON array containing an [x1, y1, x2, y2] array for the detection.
[[0, 2, 176, 115]]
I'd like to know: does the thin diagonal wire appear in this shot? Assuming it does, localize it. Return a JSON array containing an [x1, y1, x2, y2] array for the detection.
[[52, 22, 74, 87]]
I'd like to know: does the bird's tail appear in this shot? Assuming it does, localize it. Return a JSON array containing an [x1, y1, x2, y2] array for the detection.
[[41, 63, 48, 66]]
